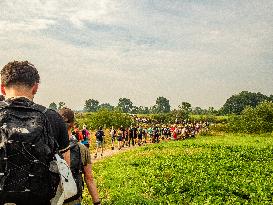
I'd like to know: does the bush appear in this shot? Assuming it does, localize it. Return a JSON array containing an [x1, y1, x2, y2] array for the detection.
[[76, 108, 133, 129], [209, 123, 229, 133], [190, 115, 229, 124], [149, 113, 174, 124], [228, 101, 273, 133]]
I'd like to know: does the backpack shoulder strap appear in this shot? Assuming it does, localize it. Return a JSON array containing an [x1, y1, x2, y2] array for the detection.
[[30, 103, 48, 114], [0, 100, 10, 109], [69, 139, 78, 149], [31, 103, 60, 151]]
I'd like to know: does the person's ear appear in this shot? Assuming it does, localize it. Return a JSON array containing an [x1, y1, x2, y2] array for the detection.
[[32, 83, 39, 95], [1, 84, 6, 95]]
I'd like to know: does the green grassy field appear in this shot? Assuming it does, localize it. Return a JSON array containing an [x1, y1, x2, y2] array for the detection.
[[83, 133, 273, 205]]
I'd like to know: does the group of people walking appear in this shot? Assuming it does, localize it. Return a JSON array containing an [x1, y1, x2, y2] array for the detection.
[[69, 120, 208, 160], [108, 121, 207, 150], [0, 60, 210, 205]]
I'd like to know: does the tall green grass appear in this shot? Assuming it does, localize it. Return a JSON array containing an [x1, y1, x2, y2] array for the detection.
[[83, 134, 273, 204]]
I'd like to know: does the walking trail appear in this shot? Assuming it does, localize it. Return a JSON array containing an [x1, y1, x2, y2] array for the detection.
[[91, 144, 146, 163]]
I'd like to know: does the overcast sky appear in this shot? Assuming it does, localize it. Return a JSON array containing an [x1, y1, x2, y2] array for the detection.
[[0, 0, 272, 110]]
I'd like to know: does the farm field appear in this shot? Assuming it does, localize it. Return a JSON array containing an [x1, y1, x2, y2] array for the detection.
[[83, 134, 273, 205]]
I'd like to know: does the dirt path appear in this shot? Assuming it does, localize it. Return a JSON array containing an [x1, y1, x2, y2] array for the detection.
[[91, 144, 145, 163]]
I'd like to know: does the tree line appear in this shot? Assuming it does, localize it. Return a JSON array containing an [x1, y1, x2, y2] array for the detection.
[[48, 91, 273, 133], [49, 91, 273, 116]]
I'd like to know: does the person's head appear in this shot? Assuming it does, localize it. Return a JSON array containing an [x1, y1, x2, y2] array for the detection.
[[58, 107, 75, 130], [1, 61, 40, 100], [99, 127, 102, 130]]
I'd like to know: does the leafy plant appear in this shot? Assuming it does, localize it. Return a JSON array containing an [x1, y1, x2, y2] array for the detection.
[[228, 101, 273, 133], [87, 134, 273, 204]]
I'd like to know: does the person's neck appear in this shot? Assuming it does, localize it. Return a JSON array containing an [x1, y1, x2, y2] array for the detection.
[[6, 94, 33, 101], [5, 89, 34, 101]]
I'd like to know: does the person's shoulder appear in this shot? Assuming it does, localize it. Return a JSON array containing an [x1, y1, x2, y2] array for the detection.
[[43, 108, 64, 122], [32, 101, 58, 116], [78, 142, 90, 154], [44, 107, 60, 116], [78, 142, 91, 165], [29, 102, 61, 122]]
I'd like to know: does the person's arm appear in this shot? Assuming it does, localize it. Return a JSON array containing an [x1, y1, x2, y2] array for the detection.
[[83, 164, 101, 204], [63, 149, 71, 166]]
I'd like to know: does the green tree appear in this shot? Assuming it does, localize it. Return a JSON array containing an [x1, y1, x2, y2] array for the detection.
[[131, 106, 139, 114], [228, 101, 273, 133], [118, 98, 133, 113], [208, 107, 218, 115], [84, 99, 99, 112], [138, 106, 150, 114], [179, 102, 192, 113], [49, 102, 57, 110], [58, 102, 66, 110], [99, 103, 114, 111], [154, 96, 171, 113], [222, 91, 270, 115], [175, 102, 192, 120], [149, 105, 157, 114], [192, 107, 203, 115]]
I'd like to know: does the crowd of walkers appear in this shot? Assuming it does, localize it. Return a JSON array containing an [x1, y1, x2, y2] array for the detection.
[[71, 121, 209, 159], [0, 60, 211, 205], [108, 121, 209, 149]]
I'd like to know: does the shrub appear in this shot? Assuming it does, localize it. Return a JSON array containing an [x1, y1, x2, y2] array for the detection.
[[76, 108, 133, 129], [228, 101, 273, 133]]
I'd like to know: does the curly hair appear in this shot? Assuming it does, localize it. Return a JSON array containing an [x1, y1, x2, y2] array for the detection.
[[58, 107, 75, 124], [1, 61, 40, 87]]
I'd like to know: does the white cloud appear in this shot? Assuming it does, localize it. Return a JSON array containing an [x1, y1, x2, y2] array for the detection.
[[0, 19, 55, 33], [0, 0, 272, 109]]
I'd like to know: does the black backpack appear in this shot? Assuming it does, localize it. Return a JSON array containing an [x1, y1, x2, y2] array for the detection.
[[96, 130, 104, 141], [82, 129, 87, 141], [153, 128, 159, 136], [64, 139, 83, 203], [0, 100, 59, 202], [162, 128, 168, 135]]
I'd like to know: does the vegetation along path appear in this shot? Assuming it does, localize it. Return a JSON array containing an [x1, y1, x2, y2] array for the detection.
[[83, 133, 273, 205]]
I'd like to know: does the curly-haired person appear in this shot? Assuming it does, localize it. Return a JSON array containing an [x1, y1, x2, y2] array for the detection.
[[0, 61, 70, 205]]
